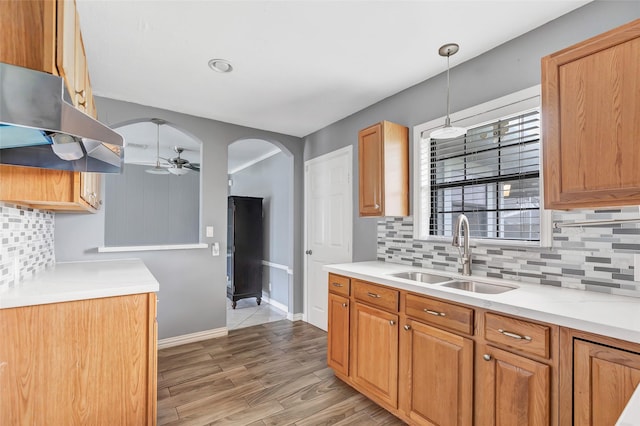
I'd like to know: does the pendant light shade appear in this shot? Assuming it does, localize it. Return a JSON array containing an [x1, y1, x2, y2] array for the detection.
[[430, 43, 466, 140], [146, 118, 170, 175]]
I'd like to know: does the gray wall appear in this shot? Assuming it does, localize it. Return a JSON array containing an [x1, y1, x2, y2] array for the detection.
[[230, 151, 292, 306], [105, 164, 199, 246], [303, 1, 640, 262], [55, 97, 304, 340]]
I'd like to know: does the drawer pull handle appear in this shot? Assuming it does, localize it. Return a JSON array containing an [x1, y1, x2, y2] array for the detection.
[[332, 283, 344, 287], [367, 292, 381, 298], [341, 303, 348, 308], [498, 329, 532, 341], [424, 308, 446, 317], [389, 320, 396, 325]]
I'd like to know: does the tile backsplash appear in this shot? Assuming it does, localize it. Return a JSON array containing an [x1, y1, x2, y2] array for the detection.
[[0, 202, 55, 287], [378, 207, 640, 297]]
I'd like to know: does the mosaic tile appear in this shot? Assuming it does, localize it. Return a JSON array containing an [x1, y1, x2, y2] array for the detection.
[[377, 208, 640, 297], [0, 202, 54, 287]]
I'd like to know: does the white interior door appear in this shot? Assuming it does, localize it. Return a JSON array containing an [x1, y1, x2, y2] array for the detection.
[[304, 146, 352, 331]]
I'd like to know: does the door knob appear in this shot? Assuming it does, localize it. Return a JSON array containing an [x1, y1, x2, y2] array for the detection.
[[305, 249, 313, 255]]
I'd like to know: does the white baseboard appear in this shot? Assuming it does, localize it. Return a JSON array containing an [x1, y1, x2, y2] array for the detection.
[[158, 327, 228, 349], [289, 313, 304, 322], [260, 292, 302, 322], [261, 293, 289, 314]]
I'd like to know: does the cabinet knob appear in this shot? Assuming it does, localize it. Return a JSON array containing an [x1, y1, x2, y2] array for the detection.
[[389, 320, 396, 326], [305, 249, 313, 255], [341, 303, 347, 308], [404, 325, 411, 331], [483, 354, 492, 361]]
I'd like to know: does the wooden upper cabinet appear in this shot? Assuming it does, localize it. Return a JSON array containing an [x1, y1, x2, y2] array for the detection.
[[57, 0, 76, 97], [573, 338, 640, 426], [542, 19, 640, 209], [358, 121, 409, 217], [0, 0, 101, 212], [0, 0, 56, 73]]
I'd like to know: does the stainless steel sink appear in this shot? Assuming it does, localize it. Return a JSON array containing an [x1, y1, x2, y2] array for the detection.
[[441, 280, 516, 294], [390, 271, 452, 284]]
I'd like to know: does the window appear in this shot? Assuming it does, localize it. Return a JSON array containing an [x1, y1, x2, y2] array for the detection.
[[414, 86, 551, 245]]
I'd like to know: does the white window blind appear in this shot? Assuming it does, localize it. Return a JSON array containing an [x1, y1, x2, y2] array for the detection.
[[420, 108, 541, 242]]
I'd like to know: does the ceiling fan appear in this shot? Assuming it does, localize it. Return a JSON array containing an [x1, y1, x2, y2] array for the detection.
[[164, 146, 200, 175]]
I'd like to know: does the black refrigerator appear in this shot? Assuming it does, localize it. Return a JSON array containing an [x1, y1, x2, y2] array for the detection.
[[227, 196, 263, 309]]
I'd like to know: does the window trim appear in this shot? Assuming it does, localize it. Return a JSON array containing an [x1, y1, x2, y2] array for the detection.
[[412, 85, 552, 247]]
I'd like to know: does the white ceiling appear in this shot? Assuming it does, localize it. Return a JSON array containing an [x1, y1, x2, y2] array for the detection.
[[76, 1, 590, 139], [228, 139, 281, 175]]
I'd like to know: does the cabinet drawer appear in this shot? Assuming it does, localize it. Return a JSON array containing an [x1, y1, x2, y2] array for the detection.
[[328, 273, 351, 296], [484, 312, 550, 359], [405, 293, 474, 335], [353, 280, 399, 312]]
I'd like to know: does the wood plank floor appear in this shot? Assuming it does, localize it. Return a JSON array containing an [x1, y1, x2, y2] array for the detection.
[[157, 320, 406, 425]]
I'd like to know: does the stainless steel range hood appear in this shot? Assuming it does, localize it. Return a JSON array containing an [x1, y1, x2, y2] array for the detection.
[[0, 62, 124, 173]]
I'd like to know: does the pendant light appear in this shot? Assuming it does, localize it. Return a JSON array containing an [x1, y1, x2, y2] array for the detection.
[[429, 43, 466, 140], [146, 118, 170, 175]]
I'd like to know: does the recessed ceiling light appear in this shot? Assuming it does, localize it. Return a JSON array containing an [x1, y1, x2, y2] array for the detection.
[[208, 58, 233, 73]]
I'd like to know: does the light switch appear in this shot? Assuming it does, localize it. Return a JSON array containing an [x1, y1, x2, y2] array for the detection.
[[212, 242, 220, 256], [206, 226, 214, 237]]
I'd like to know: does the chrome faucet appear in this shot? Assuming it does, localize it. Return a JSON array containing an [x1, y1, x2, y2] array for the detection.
[[452, 214, 472, 276]]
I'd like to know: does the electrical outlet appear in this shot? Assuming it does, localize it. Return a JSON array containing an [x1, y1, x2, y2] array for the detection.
[[212, 242, 220, 256], [206, 226, 214, 238]]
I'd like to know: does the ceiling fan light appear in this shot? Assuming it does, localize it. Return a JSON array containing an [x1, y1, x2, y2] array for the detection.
[[146, 165, 169, 175], [168, 166, 189, 176]]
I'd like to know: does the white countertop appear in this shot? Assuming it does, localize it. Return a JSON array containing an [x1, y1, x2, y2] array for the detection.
[[0, 259, 159, 309], [325, 261, 640, 344]]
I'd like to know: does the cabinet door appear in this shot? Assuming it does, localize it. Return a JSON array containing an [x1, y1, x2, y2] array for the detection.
[[74, 11, 88, 111], [352, 302, 399, 407], [327, 293, 350, 376], [574, 339, 640, 426], [476, 344, 550, 426], [401, 319, 473, 426], [56, 0, 76, 97], [358, 123, 384, 216], [0, 0, 56, 72], [0, 294, 157, 425], [80, 172, 101, 210], [542, 20, 640, 209]]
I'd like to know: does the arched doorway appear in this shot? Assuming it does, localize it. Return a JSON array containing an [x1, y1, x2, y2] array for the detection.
[[226, 138, 295, 329], [105, 119, 203, 247]]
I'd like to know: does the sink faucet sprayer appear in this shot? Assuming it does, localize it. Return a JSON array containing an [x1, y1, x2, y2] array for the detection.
[[452, 214, 472, 276]]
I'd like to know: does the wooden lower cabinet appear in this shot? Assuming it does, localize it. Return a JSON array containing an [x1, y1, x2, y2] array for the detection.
[[573, 338, 640, 425], [475, 344, 550, 426], [327, 292, 350, 376], [400, 319, 473, 426], [0, 293, 157, 425], [352, 301, 399, 408], [328, 275, 640, 426]]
